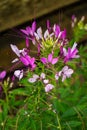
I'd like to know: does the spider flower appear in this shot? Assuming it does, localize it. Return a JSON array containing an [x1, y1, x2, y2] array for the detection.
[[59, 66, 74, 82], [10, 44, 36, 70], [45, 84, 54, 93], [20, 21, 36, 46], [63, 42, 80, 63]]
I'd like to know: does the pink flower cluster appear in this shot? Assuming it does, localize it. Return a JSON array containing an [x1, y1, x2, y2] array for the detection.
[[0, 20, 80, 93]]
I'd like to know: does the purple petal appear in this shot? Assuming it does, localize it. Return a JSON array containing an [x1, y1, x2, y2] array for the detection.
[[47, 20, 50, 29], [30, 57, 35, 65], [52, 58, 58, 64], [26, 37, 29, 48], [20, 29, 29, 35], [26, 26, 31, 33], [60, 29, 66, 39], [20, 56, 29, 66], [48, 54, 52, 63], [55, 25, 60, 37], [32, 21, 36, 32], [25, 55, 31, 62], [37, 44, 40, 55], [41, 57, 47, 64], [31, 64, 36, 70], [0, 71, 6, 79]]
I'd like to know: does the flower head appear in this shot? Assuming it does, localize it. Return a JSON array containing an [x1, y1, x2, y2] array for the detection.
[[59, 66, 74, 82], [63, 42, 80, 62], [10, 44, 36, 70]]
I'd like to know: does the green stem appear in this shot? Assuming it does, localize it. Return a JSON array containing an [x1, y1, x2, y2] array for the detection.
[[56, 114, 62, 130]]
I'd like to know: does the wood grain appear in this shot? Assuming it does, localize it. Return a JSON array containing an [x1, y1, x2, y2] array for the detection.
[[0, 0, 79, 32]]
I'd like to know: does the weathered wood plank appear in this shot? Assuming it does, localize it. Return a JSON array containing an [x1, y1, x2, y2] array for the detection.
[[0, 0, 79, 32]]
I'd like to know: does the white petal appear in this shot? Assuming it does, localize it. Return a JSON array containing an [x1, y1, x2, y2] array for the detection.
[[19, 72, 23, 80], [14, 70, 21, 77], [59, 71, 62, 76], [44, 30, 49, 39], [34, 32, 40, 40], [14, 70, 23, 80], [12, 58, 19, 63], [62, 66, 68, 72], [37, 27, 43, 39], [63, 48, 67, 56], [33, 74, 39, 80], [10, 44, 20, 57], [65, 69, 73, 77], [58, 31, 62, 39], [40, 73, 45, 79], [28, 78, 36, 83], [62, 75, 66, 82], [55, 73, 59, 80], [43, 79, 49, 84], [71, 42, 77, 52]]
